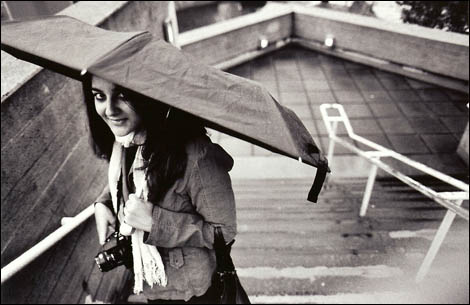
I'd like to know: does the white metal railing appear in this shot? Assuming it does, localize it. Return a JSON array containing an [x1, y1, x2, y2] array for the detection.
[[320, 103, 469, 283], [1, 204, 95, 284]]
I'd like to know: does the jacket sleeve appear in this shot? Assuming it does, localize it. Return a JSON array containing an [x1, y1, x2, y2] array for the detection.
[[94, 184, 114, 214], [144, 146, 237, 249]]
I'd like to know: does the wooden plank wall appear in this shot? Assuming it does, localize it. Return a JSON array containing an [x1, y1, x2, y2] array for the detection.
[[0, 59, 118, 304], [1, 1, 172, 303]]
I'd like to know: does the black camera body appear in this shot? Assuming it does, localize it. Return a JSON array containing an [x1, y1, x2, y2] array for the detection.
[[95, 232, 133, 272]]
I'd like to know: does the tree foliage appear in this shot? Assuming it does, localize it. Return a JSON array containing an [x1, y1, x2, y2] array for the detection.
[[396, 1, 469, 34]]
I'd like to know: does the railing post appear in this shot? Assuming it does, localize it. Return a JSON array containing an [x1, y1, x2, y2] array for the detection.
[[327, 120, 338, 165], [360, 161, 379, 217], [415, 199, 464, 283]]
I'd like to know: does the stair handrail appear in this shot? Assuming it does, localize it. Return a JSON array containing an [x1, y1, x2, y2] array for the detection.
[[1, 204, 95, 284], [321, 103, 469, 192], [320, 103, 469, 283]]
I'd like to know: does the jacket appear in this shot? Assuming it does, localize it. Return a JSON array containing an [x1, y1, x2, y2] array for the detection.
[[95, 135, 237, 301]]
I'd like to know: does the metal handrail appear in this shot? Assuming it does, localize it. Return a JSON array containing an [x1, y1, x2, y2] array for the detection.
[[320, 103, 469, 283], [328, 135, 469, 219], [321, 103, 469, 192], [1, 204, 95, 284]]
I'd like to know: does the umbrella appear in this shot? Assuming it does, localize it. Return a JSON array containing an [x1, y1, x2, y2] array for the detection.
[[1, 15, 329, 202]]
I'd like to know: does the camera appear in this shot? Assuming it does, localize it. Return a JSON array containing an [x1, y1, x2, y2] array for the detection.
[[95, 232, 133, 272]]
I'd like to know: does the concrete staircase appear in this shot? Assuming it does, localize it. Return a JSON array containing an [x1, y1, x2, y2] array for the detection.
[[128, 176, 469, 304], [231, 177, 468, 304]]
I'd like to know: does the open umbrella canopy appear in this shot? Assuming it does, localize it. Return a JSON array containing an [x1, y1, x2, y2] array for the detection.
[[1, 15, 329, 202]]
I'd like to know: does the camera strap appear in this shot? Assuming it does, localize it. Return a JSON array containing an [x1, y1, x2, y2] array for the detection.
[[121, 146, 137, 203], [114, 147, 127, 234], [116, 174, 123, 234], [115, 146, 138, 237]]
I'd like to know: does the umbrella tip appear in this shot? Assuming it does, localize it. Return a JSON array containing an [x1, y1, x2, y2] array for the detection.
[[80, 69, 87, 76], [298, 156, 302, 163]]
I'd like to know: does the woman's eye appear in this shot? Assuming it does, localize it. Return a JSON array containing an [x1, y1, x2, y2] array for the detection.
[[93, 93, 106, 101], [117, 93, 128, 101]]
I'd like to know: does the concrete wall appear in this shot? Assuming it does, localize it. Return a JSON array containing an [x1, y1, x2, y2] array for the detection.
[[1, 1, 173, 303], [292, 4, 469, 93], [179, 2, 293, 66]]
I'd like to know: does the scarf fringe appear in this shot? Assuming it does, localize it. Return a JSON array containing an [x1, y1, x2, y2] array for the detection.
[[143, 259, 168, 287], [110, 138, 167, 295], [132, 231, 168, 294]]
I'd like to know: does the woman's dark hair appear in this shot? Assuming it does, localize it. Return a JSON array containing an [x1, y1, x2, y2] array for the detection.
[[83, 77, 207, 202]]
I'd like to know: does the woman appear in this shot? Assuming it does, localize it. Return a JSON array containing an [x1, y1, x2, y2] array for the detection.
[[86, 75, 237, 304]]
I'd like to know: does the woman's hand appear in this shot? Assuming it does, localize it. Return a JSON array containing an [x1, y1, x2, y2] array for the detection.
[[122, 194, 154, 232], [94, 202, 116, 245]]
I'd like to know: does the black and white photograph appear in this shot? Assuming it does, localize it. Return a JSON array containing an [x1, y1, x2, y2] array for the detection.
[[1, 1, 468, 304]]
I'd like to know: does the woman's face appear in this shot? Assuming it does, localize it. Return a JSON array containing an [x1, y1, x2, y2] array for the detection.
[[92, 77, 142, 137]]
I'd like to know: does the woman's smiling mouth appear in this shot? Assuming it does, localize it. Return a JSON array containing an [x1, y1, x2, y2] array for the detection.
[[108, 118, 127, 125]]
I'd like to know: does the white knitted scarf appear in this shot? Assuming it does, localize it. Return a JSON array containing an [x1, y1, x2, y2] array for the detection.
[[109, 131, 167, 294]]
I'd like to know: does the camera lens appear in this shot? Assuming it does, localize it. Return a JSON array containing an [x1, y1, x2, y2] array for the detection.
[[95, 234, 132, 272]]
